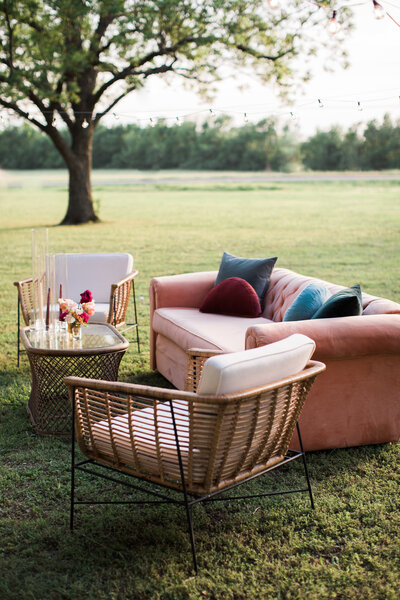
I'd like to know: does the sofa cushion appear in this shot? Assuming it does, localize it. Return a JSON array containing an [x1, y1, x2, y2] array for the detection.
[[91, 400, 200, 476], [283, 282, 331, 321], [215, 252, 277, 304], [312, 285, 363, 319], [153, 308, 271, 353], [200, 277, 262, 317], [197, 334, 316, 395]]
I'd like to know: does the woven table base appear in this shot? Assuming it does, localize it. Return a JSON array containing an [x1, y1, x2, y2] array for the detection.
[[27, 350, 126, 436]]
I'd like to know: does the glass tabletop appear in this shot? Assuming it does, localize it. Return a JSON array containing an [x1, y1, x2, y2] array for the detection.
[[24, 323, 128, 352]]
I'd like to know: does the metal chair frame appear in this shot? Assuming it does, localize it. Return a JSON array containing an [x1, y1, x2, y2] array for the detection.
[[67, 358, 324, 573], [70, 401, 313, 574]]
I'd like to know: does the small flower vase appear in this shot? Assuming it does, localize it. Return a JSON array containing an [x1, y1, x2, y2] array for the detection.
[[68, 322, 82, 340]]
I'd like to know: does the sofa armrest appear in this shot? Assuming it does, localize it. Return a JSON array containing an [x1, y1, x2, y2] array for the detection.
[[149, 271, 217, 370], [245, 314, 400, 360], [149, 271, 217, 311]]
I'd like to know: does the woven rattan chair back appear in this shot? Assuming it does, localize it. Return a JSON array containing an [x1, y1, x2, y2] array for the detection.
[[68, 360, 324, 497]]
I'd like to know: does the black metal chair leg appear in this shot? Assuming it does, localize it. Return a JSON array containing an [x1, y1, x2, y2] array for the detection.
[[296, 422, 315, 509], [70, 401, 76, 531], [132, 280, 140, 353], [169, 399, 198, 573]]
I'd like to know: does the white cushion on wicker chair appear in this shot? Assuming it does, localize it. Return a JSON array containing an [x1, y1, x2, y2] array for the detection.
[[54, 253, 133, 303], [197, 334, 316, 395], [91, 400, 194, 474]]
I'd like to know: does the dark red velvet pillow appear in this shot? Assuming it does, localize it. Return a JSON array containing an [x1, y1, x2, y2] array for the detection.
[[200, 277, 262, 317]]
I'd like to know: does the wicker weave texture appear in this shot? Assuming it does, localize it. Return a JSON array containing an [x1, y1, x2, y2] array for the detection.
[[27, 350, 126, 436], [67, 360, 324, 495], [15, 270, 138, 329]]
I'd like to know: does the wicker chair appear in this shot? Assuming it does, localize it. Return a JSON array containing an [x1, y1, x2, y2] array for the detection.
[[14, 253, 140, 365], [65, 335, 325, 572]]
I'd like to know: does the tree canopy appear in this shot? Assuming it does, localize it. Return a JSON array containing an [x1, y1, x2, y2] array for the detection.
[[0, 0, 351, 223]]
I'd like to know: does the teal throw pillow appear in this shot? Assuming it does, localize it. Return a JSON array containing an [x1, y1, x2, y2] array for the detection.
[[283, 283, 331, 321], [312, 284, 363, 319], [215, 252, 278, 304]]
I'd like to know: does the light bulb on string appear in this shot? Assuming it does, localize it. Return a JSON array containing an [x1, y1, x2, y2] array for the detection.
[[290, 111, 297, 121], [318, 98, 324, 108], [113, 112, 119, 120], [327, 11, 341, 35], [243, 112, 249, 123], [149, 117, 156, 127], [82, 118, 89, 129], [267, 0, 279, 9], [357, 101, 363, 112], [372, 0, 385, 20]]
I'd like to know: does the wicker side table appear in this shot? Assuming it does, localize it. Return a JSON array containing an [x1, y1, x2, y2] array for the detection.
[[20, 323, 129, 436]]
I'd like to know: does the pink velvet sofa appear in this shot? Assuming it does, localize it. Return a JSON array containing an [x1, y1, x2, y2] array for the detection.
[[149, 267, 400, 451]]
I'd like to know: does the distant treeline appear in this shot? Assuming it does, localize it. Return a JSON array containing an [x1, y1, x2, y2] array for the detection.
[[1, 115, 399, 171]]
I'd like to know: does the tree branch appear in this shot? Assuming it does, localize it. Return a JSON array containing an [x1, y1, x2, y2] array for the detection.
[[4, 0, 14, 71], [92, 35, 205, 105], [235, 43, 294, 62]]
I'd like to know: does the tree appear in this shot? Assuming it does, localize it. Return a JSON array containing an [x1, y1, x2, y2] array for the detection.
[[301, 128, 344, 171], [0, 0, 350, 224]]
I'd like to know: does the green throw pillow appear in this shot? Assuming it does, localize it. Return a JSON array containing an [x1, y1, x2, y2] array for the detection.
[[312, 284, 363, 319], [215, 252, 278, 304], [283, 283, 331, 321]]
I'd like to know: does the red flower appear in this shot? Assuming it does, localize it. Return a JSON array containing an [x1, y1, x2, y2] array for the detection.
[[80, 289, 93, 303], [81, 312, 89, 323], [59, 311, 68, 322]]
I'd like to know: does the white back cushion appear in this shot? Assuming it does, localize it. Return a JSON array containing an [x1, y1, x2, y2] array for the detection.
[[54, 253, 133, 303], [196, 334, 316, 395]]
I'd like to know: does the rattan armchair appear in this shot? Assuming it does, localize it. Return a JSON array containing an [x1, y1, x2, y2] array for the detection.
[[65, 337, 325, 572], [14, 253, 140, 365]]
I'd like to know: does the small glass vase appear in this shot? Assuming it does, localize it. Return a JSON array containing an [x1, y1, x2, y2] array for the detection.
[[68, 322, 82, 340]]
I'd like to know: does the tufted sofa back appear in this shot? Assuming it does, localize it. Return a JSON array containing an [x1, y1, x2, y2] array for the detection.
[[262, 268, 399, 322]]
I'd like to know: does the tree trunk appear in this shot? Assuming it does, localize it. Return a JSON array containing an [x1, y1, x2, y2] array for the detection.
[[60, 125, 99, 225]]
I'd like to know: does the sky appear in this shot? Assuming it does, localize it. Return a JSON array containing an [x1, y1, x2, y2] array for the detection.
[[109, 1, 400, 137]]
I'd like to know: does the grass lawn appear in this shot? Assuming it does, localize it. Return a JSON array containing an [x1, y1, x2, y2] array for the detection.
[[0, 171, 399, 599]]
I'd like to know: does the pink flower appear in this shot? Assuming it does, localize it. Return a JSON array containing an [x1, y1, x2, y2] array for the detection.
[[81, 312, 89, 323], [81, 301, 95, 316], [80, 290, 93, 303]]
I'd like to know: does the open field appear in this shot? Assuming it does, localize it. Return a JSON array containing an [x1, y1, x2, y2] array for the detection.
[[0, 172, 399, 599]]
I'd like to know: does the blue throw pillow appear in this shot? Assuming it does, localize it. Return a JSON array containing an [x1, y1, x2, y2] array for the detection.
[[312, 284, 363, 319], [215, 252, 278, 304], [283, 283, 331, 321]]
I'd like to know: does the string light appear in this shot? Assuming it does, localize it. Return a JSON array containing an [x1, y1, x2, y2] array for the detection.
[[290, 111, 297, 120], [113, 112, 119, 120], [372, 0, 386, 20], [327, 10, 341, 35], [244, 112, 249, 123], [317, 98, 324, 108], [357, 101, 363, 111], [82, 118, 89, 128]]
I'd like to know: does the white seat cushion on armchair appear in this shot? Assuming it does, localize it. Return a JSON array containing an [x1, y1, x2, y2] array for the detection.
[[54, 253, 133, 305], [197, 334, 316, 395]]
